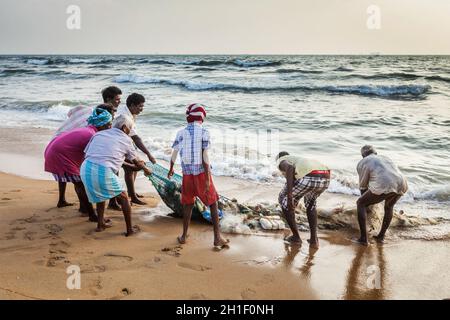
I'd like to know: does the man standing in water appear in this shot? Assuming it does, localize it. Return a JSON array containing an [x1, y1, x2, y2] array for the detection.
[[276, 151, 330, 248], [354, 145, 408, 245]]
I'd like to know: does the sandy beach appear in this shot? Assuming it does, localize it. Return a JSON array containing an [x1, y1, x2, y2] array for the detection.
[[0, 127, 449, 300]]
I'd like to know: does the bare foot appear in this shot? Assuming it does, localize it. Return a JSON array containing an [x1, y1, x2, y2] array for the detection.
[[214, 238, 230, 247], [124, 225, 141, 237], [136, 193, 144, 198], [131, 198, 147, 205], [373, 235, 385, 243], [351, 237, 369, 246], [95, 219, 112, 231], [213, 238, 230, 251], [57, 201, 74, 208], [284, 235, 302, 245], [103, 219, 113, 228], [307, 239, 319, 249], [177, 235, 188, 244], [96, 225, 106, 232]]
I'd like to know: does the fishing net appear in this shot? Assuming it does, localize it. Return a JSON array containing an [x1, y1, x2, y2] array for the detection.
[[146, 163, 219, 220]]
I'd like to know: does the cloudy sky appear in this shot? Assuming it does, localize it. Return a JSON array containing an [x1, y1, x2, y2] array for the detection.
[[0, 0, 449, 54]]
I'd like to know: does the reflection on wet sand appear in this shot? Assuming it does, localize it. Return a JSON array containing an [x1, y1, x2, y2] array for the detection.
[[343, 244, 387, 300], [282, 242, 318, 279]]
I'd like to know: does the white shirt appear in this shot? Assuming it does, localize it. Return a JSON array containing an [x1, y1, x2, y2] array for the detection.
[[84, 128, 137, 173], [54, 106, 93, 137], [357, 154, 408, 195], [116, 105, 138, 136]]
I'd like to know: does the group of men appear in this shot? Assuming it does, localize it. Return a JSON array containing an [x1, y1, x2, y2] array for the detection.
[[47, 85, 408, 248]]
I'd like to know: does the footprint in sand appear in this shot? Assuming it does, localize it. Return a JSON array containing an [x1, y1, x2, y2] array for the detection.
[[121, 288, 131, 296], [45, 224, 63, 236], [241, 288, 257, 300], [177, 262, 212, 272], [49, 240, 71, 249], [88, 277, 103, 296], [81, 265, 107, 274], [161, 245, 183, 257], [1, 198, 11, 201], [46, 255, 66, 267], [3, 231, 16, 240], [46, 240, 71, 267], [255, 274, 275, 287], [190, 293, 209, 300], [11, 226, 25, 231], [103, 252, 133, 261], [12, 214, 40, 224], [23, 231, 37, 241], [145, 256, 166, 269]]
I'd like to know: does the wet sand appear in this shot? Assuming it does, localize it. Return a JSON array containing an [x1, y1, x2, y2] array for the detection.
[[0, 127, 449, 299], [0, 172, 449, 300]]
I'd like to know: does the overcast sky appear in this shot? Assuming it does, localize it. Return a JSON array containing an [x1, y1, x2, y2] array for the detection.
[[0, 0, 449, 54]]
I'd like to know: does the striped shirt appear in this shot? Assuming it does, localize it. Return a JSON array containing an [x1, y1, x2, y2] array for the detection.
[[54, 106, 93, 137]]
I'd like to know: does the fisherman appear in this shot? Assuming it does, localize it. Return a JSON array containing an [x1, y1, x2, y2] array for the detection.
[[276, 151, 330, 248], [354, 145, 408, 245]]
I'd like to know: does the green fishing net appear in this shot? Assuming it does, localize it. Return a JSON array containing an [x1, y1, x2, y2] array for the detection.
[[146, 163, 204, 219]]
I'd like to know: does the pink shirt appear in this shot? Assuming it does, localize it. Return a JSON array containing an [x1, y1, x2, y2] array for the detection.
[[45, 125, 98, 176]]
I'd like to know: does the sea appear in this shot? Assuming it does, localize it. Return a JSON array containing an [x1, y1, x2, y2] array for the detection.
[[0, 55, 449, 218]]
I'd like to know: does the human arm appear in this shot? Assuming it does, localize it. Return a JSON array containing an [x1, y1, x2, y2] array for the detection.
[[357, 161, 370, 195], [168, 149, 178, 179], [202, 148, 211, 192], [131, 135, 156, 164], [279, 161, 295, 212], [131, 158, 152, 176]]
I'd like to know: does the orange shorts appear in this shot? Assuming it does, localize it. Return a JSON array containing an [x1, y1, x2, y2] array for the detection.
[[181, 172, 219, 206]]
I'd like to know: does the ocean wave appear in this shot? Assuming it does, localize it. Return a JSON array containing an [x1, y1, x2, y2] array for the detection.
[[0, 68, 36, 76], [27, 59, 50, 65], [115, 74, 430, 99], [414, 185, 450, 202], [193, 67, 217, 72], [0, 100, 82, 114], [0, 68, 85, 78], [346, 72, 450, 83], [232, 59, 281, 67], [324, 84, 431, 98], [68, 58, 108, 64], [139, 58, 281, 68], [327, 178, 360, 196], [276, 68, 323, 74], [424, 75, 450, 84], [346, 72, 422, 81], [334, 66, 353, 72], [24, 57, 115, 66]]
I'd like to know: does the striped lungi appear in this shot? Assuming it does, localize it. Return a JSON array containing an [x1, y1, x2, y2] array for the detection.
[[80, 160, 124, 204], [52, 173, 82, 183]]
